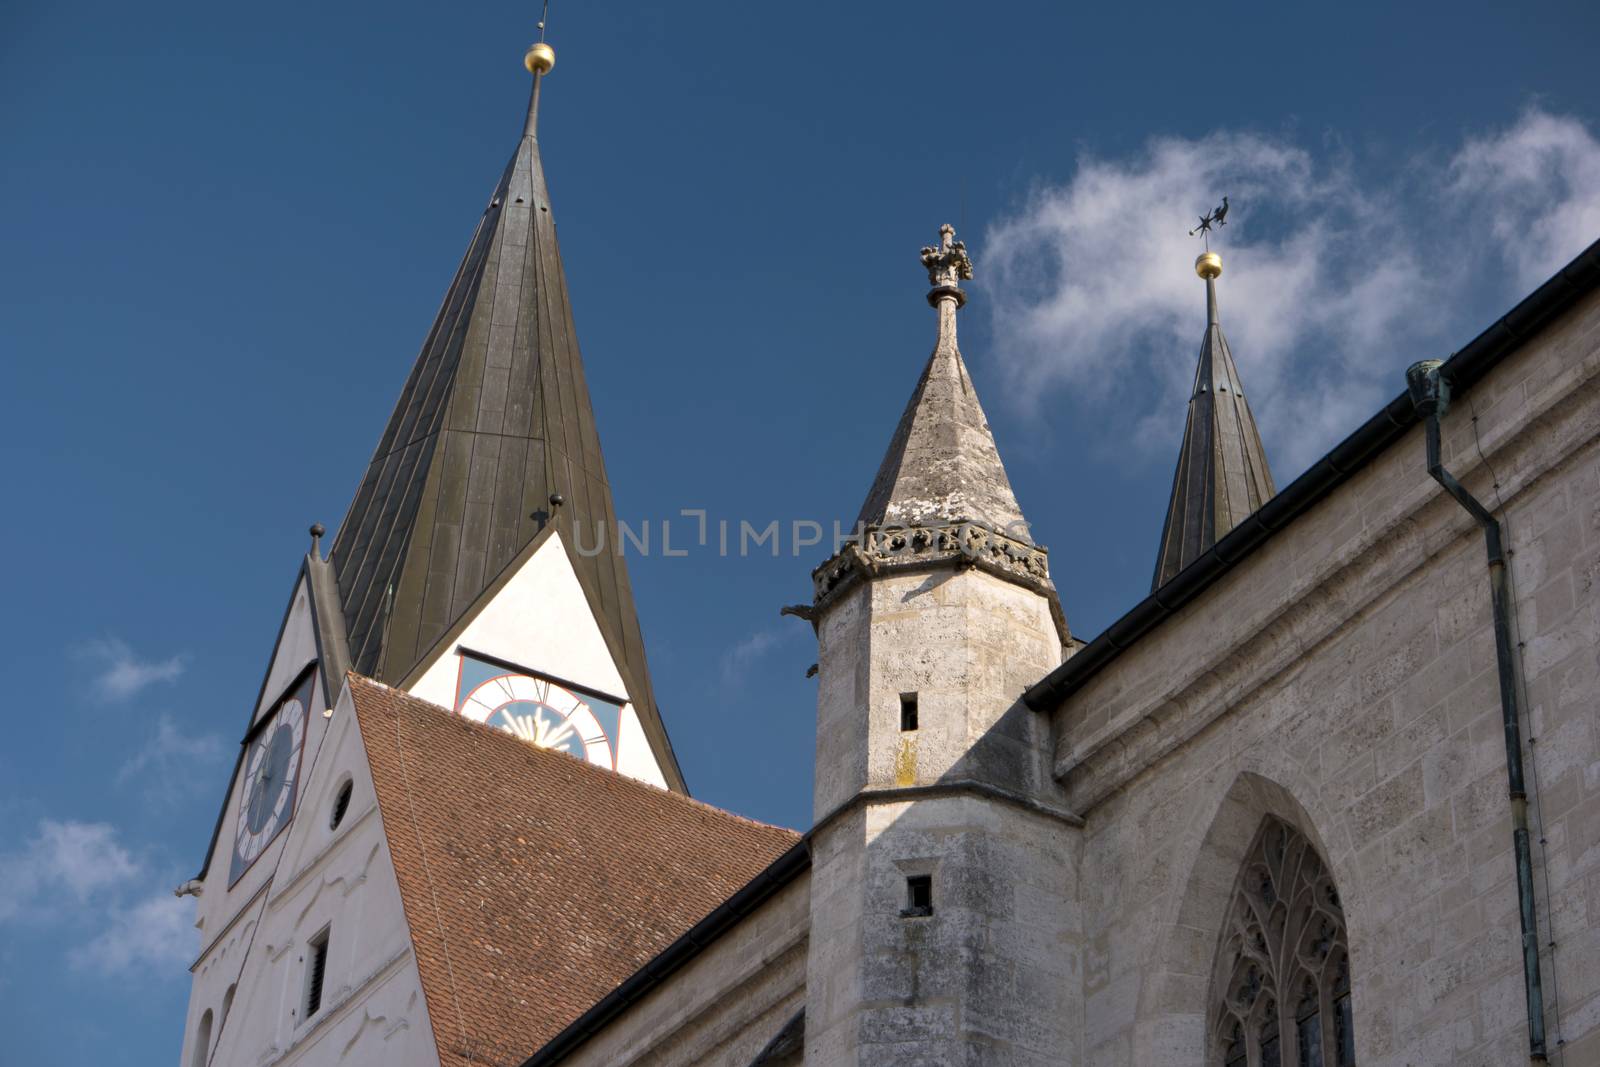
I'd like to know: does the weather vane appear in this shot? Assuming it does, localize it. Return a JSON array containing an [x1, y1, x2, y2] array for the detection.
[[1188, 195, 1230, 249]]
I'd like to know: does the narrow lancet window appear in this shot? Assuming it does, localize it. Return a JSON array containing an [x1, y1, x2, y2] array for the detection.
[[900, 693, 919, 732], [1210, 816, 1354, 1066], [903, 875, 933, 917]]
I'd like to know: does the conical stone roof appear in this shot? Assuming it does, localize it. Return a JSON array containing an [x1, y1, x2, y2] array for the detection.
[[855, 226, 1032, 543], [813, 226, 1067, 643]]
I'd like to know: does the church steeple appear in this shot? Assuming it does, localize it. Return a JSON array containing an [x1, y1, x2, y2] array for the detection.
[[327, 39, 683, 788], [814, 225, 1067, 645], [1151, 250, 1276, 589], [853, 225, 1034, 543]]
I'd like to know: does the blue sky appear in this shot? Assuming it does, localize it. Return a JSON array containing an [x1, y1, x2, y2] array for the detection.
[[2, 1, 1597, 1062]]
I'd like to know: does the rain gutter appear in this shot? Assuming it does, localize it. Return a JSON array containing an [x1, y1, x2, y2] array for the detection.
[[1406, 358, 1546, 1061]]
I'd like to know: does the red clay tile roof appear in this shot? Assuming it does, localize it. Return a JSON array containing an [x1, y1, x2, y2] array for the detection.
[[347, 674, 800, 1067]]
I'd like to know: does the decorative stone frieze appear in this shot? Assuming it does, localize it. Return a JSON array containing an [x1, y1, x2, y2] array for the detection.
[[811, 519, 1052, 609]]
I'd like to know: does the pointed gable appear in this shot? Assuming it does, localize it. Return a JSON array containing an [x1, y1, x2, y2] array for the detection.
[[1152, 255, 1276, 589], [346, 676, 798, 1066], [326, 67, 681, 788]]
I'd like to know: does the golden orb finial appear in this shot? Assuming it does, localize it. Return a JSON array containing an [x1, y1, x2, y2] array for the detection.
[[1195, 250, 1223, 280], [524, 41, 556, 75]]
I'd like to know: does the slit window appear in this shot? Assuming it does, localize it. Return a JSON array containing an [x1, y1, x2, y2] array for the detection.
[[302, 927, 330, 1021], [899, 693, 919, 732], [903, 875, 933, 917]]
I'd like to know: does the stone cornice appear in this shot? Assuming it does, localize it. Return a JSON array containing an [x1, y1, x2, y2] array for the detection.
[[811, 520, 1070, 643]]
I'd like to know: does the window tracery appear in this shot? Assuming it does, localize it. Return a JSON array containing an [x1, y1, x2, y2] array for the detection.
[[1210, 817, 1355, 1066]]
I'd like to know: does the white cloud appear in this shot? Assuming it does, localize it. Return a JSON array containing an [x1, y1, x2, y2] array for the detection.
[[719, 628, 786, 689], [982, 109, 1600, 475], [117, 714, 226, 803], [0, 819, 140, 922], [1448, 110, 1600, 290], [0, 819, 194, 979], [77, 636, 187, 701], [68, 892, 195, 975]]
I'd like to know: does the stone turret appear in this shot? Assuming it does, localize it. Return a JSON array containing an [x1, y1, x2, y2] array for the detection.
[[802, 226, 1080, 1065]]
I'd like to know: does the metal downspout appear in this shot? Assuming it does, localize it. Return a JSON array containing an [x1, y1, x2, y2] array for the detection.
[[1406, 360, 1547, 1061]]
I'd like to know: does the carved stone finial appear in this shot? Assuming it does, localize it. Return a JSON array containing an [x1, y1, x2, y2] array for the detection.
[[921, 224, 973, 291]]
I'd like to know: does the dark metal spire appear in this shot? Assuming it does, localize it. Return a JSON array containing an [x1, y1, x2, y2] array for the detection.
[[522, 38, 554, 139], [1152, 252, 1276, 590], [326, 42, 684, 790]]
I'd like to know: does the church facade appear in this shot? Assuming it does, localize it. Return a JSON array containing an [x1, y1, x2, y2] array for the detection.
[[177, 37, 1600, 1067]]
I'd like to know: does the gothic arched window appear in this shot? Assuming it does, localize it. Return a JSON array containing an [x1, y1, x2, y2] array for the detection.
[[1210, 816, 1355, 1066]]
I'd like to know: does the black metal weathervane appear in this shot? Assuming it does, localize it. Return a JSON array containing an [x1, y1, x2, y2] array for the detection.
[[1188, 195, 1230, 249]]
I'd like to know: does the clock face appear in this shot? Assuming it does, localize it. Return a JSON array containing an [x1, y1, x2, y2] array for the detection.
[[457, 671, 615, 769], [230, 671, 312, 885]]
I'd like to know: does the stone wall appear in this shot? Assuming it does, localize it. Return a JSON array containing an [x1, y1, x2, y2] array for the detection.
[[806, 797, 1082, 1065], [1053, 288, 1600, 1064], [814, 569, 1064, 820], [808, 557, 1075, 1064]]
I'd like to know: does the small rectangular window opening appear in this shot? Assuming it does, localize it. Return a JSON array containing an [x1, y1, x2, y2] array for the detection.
[[303, 927, 330, 1020], [903, 875, 933, 917], [899, 693, 919, 732]]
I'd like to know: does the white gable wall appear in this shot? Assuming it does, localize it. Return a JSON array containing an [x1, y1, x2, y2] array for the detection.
[[253, 575, 323, 727], [185, 679, 439, 1067], [407, 531, 667, 789], [190, 574, 336, 998]]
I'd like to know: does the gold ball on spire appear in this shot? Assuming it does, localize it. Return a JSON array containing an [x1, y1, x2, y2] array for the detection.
[[524, 42, 556, 75], [1195, 251, 1223, 279]]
